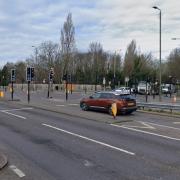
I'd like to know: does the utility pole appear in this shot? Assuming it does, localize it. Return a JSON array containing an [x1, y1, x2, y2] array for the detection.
[[153, 6, 162, 102]]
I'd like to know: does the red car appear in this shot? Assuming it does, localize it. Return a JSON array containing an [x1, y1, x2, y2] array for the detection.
[[80, 91, 137, 115]]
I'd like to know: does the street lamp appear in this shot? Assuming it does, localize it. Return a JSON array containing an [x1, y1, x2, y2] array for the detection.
[[153, 6, 162, 102]]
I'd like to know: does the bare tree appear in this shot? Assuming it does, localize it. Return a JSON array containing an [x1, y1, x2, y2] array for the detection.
[[60, 13, 76, 76], [88, 42, 105, 90], [167, 48, 180, 80], [123, 40, 138, 78]]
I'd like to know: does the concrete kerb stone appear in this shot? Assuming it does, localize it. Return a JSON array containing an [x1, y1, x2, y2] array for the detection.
[[0, 152, 8, 170]]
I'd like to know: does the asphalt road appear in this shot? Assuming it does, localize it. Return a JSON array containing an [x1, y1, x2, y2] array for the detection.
[[0, 101, 180, 180]]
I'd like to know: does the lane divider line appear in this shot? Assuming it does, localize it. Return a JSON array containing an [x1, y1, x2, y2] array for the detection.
[[9, 165, 26, 178], [2, 111, 26, 119], [0, 107, 33, 112], [111, 124, 180, 141], [68, 104, 79, 106], [56, 105, 65, 107], [42, 123, 135, 156]]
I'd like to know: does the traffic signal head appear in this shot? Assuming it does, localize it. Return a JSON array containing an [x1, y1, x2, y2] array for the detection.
[[31, 67, 34, 80], [26, 67, 34, 81], [49, 68, 54, 81], [11, 69, 16, 82], [63, 74, 67, 81]]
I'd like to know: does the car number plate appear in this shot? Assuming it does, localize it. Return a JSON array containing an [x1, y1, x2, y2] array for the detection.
[[128, 102, 134, 106]]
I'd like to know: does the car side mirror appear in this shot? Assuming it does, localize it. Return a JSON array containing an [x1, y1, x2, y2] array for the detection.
[[89, 96, 93, 99]]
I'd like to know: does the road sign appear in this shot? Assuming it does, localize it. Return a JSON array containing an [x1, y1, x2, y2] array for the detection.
[[103, 77, 106, 85], [125, 77, 129, 82]]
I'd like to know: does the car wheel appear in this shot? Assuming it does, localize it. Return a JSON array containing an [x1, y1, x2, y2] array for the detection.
[[81, 102, 88, 111], [108, 106, 113, 115]]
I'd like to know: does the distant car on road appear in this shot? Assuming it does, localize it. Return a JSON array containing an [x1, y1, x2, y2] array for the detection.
[[162, 84, 176, 94], [115, 87, 131, 94], [80, 91, 137, 115]]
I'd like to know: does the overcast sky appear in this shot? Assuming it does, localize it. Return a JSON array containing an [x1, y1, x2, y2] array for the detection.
[[0, 0, 180, 67]]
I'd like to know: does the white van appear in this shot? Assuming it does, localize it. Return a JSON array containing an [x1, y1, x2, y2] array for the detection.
[[137, 81, 151, 94]]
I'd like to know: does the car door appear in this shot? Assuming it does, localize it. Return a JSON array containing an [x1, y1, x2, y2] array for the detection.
[[99, 93, 114, 109], [88, 93, 101, 108]]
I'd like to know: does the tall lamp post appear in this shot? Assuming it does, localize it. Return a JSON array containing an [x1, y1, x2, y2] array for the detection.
[[153, 6, 162, 102]]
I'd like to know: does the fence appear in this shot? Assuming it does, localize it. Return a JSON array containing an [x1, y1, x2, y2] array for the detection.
[[137, 102, 180, 113]]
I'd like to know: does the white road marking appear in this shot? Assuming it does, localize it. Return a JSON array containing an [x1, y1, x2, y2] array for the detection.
[[68, 104, 79, 106], [56, 105, 65, 107], [138, 121, 180, 131], [42, 123, 135, 156], [173, 122, 180, 124], [111, 124, 180, 141], [2, 111, 27, 119], [84, 160, 94, 167], [0, 107, 32, 119], [0, 107, 33, 112], [9, 165, 26, 178], [123, 122, 155, 129], [140, 122, 155, 129]]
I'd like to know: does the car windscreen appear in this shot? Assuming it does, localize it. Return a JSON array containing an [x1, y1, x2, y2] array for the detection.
[[116, 94, 135, 100]]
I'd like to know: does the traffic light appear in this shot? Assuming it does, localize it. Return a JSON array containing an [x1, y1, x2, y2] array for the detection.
[[49, 68, 54, 81], [63, 74, 67, 81], [31, 67, 34, 81], [67, 74, 71, 82], [11, 69, 16, 82], [26, 67, 34, 81]]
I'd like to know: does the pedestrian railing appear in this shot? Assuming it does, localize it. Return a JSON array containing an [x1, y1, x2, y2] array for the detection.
[[137, 102, 180, 113]]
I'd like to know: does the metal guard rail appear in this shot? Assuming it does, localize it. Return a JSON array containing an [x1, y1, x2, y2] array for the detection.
[[137, 102, 180, 112]]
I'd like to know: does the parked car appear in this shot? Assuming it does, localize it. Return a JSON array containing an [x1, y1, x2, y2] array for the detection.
[[115, 87, 131, 94], [162, 84, 176, 94], [80, 91, 137, 115]]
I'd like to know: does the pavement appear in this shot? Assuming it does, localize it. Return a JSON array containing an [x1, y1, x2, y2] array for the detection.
[[0, 151, 8, 169]]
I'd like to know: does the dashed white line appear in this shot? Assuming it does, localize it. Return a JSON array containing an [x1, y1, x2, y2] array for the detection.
[[111, 124, 180, 141], [0, 107, 32, 119], [42, 123, 135, 156], [9, 165, 26, 178], [2, 111, 27, 119], [68, 104, 79, 106], [56, 105, 65, 107], [1, 107, 33, 112]]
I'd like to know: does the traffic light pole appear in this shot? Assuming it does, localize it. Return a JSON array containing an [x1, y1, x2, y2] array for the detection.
[[11, 81, 14, 101], [47, 80, 50, 98], [66, 79, 68, 101], [28, 81, 30, 103]]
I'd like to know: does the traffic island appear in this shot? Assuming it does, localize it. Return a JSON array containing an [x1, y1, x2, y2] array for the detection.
[[0, 152, 8, 170]]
